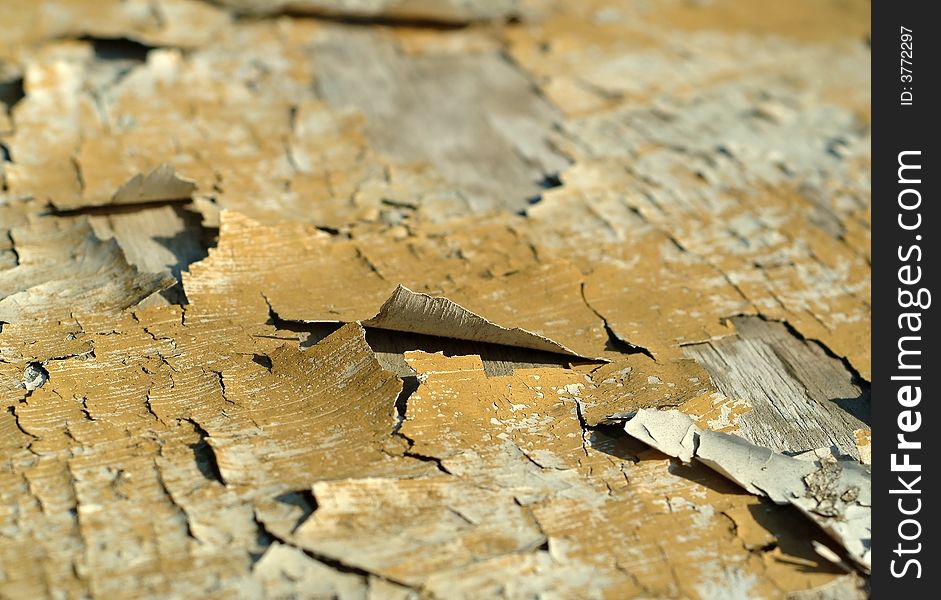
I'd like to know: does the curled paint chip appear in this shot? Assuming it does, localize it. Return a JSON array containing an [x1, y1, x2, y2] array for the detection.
[[111, 164, 197, 205], [624, 409, 871, 572], [363, 284, 593, 358], [20, 362, 48, 391]]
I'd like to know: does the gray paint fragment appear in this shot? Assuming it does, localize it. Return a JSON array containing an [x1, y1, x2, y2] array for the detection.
[[624, 409, 871, 572]]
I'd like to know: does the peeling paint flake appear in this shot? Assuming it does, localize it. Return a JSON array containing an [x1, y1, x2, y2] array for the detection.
[[625, 409, 871, 572]]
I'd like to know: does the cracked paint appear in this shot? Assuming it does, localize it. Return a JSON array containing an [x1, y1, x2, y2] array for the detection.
[[1, 1, 870, 598]]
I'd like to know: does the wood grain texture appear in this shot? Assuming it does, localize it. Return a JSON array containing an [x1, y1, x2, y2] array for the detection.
[[0, 1, 871, 598], [684, 316, 870, 459], [84, 203, 211, 305]]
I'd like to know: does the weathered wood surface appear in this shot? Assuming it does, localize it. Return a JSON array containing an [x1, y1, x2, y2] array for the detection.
[[1, 1, 871, 598], [685, 316, 870, 460], [82, 203, 210, 304], [310, 24, 570, 213]]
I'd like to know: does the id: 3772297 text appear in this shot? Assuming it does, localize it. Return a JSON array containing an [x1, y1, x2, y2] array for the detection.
[[901, 26, 913, 106]]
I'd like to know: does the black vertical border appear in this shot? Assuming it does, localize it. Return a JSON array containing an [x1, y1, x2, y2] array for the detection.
[[873, 0, 937, 595]]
